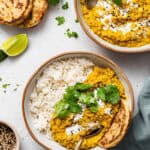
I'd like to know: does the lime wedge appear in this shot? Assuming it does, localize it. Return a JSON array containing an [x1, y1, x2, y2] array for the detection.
[[1, 34, 28, 57]]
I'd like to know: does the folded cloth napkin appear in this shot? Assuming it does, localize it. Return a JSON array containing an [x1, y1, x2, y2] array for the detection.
[[112, 77, 150, 150]]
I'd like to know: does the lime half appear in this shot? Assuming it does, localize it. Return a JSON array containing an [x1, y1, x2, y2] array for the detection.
[[1, 34, 28, 57]]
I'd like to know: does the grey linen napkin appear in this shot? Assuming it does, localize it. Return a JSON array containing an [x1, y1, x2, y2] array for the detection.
[[112, 77, 150, 150]]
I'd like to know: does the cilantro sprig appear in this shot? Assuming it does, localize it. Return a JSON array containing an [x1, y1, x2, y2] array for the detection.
[[111, 0, 122, 6], [56, 16, 65, 25], [48, 0, 60, 5], [54, 83, 120, 119], [65, 29, 79, 39], [97, 85, 120, 104], [55, 83, 93, 119], [79, 93, 98, 113], [2, 83, 10, 89], [62, 2, 69, 10]]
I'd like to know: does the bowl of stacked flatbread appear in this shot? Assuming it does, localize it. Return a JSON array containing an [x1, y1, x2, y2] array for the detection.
[[0, 0, 48, 28]]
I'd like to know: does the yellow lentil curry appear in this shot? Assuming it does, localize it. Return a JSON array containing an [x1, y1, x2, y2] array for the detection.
[[80, 0, 150, 47], [50, 66, 125, 149]]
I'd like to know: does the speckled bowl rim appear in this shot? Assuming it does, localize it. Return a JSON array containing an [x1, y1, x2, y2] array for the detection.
[[74, 0, 150, 53], [0, 121, 20, 150], [22, 51, 134, 150]]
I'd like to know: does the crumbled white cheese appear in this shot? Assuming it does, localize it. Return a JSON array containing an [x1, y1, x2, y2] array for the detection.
[[96, 0, 112, 10], [126, 0, 132, 3], [116, 23, 132, 34], [119, 8, 129, 17], [104, 108, 112, 115], [91, 147, 104, 150], [74, 113, 83, 122], [100, 14, 113, 25], [66, 124, 83, 135], [88, 122, 99, 128], [98, 99, 104, 107]]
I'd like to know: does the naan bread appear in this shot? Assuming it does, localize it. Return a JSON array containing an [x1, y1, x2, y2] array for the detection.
[[0, 0, 33, 25], [19, 0, 48, 28], [99, 99, 131, 148]]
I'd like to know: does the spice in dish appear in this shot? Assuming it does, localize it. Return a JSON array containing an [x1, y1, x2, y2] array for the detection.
[[0, 124, 16, 150], [80, 0, 150, 47]]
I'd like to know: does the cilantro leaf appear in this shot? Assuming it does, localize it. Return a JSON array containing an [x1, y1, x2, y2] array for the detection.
[[55, 100, 70, 119], [79, 93, 98, 113], [89, 104, 98, 113], [62, 2, 69, 10], [0, 50, 8, 62], [112, 0, 122, 6], [75, 18, 79, 23], [56, 16, 65, 25], [97, 85, 120, 105], [69, 103, 82, 113], [64, 86, 80, 102], [55, 99, 82, 119], [2, 83, 10, 89], [48, 0, 60, 5], [97, 87, 106, 101], [57, 109, 70, 119], [79, 93, 97, 106], [104, 85, 120, 104], [55, 83, 97, 119], [65, 29, 79, 39], [75, 82, 93, 91]]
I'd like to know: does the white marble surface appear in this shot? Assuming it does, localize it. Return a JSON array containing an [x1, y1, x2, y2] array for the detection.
[[0, 1, 150, 150]]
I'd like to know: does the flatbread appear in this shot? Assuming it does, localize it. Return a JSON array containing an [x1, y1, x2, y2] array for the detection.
[[0, 0, 33, 25], [99, 99, 131, 148], [19, 0, 48, 28]]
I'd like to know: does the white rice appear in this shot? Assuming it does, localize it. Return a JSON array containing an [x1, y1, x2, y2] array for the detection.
[[29, 58, 94, 136]]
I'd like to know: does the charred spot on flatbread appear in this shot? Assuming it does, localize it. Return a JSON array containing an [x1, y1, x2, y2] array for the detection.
[[0, 0, 33, 25]]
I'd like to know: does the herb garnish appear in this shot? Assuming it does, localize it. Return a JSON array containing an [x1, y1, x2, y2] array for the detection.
[[62, 2, 69, 10], [2, 84, 10, 89], [75, 18, 79, 23], [0, 78, 20, 93], [56, 16, 65, 25], [111, 0, 122, 6], [65, 29, 79, 39], [48, 0, 60, 5], [55, 83, 93, 119], [75, 82, 93, 91], [97, 85, 120, 104], [79, 93, 98, 113], [55, 83, 121, 119]]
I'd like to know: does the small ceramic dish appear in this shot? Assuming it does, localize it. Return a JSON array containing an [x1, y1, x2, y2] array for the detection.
[[0, 121, 20, 150], [74, 0, 150, 53], [22, 51, 134, 150]]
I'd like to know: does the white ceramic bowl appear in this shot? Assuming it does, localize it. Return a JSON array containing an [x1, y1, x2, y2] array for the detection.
[[74, 0, 150, 53], [22, 51, 134, 150], [0, 121, 20, 150]]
